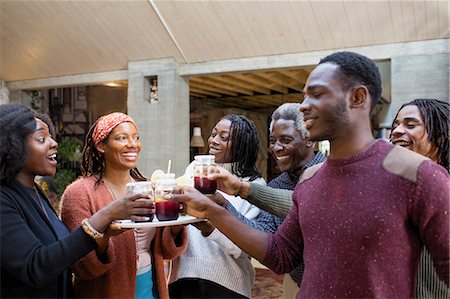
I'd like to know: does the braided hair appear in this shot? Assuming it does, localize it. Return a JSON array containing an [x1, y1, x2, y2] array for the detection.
[[218, 114, 261, 181], [392, 99, 449, 171], [81, 119, 147, 187]]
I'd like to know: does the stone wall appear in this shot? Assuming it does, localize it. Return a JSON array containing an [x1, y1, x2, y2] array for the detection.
[[391, 52, 449, 117]]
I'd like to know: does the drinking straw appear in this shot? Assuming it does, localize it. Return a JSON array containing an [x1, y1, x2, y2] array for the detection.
[[167, 160, 171, 174]]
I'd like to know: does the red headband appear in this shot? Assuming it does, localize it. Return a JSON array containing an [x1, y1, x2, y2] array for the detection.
[[92, 112, 137, 143]]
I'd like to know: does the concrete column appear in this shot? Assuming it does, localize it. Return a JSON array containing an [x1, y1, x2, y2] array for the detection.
[[127, 59, 189, 177], [0, 81, 10, 104], [7, 89, 31, 105], [391, 53, 449, 119]]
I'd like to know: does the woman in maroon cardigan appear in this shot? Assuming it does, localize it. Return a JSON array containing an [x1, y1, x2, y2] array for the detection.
[[61, 112, 187, 299]]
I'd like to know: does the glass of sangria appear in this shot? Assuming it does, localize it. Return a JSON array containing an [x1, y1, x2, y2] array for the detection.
[[125, 181, 154, 222], [154, 173, 179, 221], [193, 155, 217, 195]]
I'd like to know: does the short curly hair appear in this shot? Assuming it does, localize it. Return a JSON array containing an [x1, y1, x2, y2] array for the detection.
[[320, 51, 382, 110], [269, 103, 308, 139], [0, 103, 56, 184]]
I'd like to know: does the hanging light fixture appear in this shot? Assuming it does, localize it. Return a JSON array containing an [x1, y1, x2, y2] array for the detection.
[[190, 126, 205, 147]]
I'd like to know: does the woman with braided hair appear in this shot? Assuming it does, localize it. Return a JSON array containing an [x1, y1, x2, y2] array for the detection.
[[61, 112, 187, 299], [212, 114, 262, 180], [391, 98, 450, 299], [0, 104, 153, 298], [169, 114, 265, 298], [79, 114, 148, 185]]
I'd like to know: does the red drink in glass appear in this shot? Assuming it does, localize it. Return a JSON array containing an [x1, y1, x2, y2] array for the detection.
[[155, 200, 179, 221], [194, 176, 217, 194], [126, 181, 154, 222]]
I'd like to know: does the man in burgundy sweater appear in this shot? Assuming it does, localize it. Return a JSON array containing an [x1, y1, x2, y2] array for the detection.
[[171, 51, 449, 298]]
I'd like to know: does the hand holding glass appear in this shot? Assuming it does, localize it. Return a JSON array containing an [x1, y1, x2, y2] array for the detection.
[[193, 155, 217, 194], [126, 181, 154, 222], [155, 174, 179, 221]]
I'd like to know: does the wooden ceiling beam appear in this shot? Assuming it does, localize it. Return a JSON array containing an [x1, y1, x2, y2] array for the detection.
[[221, 75, 272, 95], [285, 68, 311, 82], [265, 71, 303, 92], [198, 97, 258, 110], [231, 73, 273, 93], [189, 66, 310, 110], [190, 92, 207, 98], [192, 91, 305, 111], [190, 86, 222, 97], [249, 73, 287, 93], [205, 76, 256, 95], [233, 73, 284, 94], [190, 81, 238, 96], [275, 70, 305, 86], [191, 76, 254, 96]]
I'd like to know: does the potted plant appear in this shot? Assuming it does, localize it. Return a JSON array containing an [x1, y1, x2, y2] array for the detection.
[[53, 137, 83, 197]]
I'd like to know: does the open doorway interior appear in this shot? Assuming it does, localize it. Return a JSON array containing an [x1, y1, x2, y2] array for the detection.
[[29, 82, 128, 201], [189, 66, 314, 181], [189, 60, 391, 181]]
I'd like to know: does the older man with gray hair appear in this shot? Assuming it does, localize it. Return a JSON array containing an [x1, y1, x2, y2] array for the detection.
[[211, 103, 325, 298]]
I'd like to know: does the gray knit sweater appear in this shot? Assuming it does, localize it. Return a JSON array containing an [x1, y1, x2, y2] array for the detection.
[[169, 163, 266, 297]]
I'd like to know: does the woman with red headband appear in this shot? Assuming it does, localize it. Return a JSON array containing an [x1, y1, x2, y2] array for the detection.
[[0, 104, 154, 298], [61, 112, 187, 299]]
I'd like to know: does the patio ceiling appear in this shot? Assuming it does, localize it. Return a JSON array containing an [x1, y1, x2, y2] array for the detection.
[[1, 1, 448, 110]]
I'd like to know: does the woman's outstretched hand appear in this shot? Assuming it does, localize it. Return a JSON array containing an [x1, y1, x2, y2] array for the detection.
[[104, 222, 129, 237], [89, 193, 154, 234]]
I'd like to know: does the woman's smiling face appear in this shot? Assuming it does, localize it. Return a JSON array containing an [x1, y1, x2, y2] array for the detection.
[[208, 119, 233, 163], [96, 122, 142, 170], [21, 118, 58, 177]]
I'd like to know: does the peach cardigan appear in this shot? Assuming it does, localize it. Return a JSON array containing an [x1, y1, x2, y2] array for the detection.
[[61, 176, 187, 299]]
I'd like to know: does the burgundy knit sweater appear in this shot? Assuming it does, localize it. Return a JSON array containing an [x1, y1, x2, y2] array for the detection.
[[263, 140, 449, 298], [61, 176, 187, 299]]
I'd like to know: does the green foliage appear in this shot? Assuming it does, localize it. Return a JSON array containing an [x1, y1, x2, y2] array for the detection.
[[58, 138, 83, 162], [53, 137, 83, 197], [53, 168, 76, 197], [30, 90, 43, 113]]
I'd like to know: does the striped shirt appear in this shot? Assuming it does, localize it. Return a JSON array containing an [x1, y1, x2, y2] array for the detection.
[[416, 248, 449, 299]]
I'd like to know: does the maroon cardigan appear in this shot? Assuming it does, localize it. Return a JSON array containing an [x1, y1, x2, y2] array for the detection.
[[61, 176, 187, 299]]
